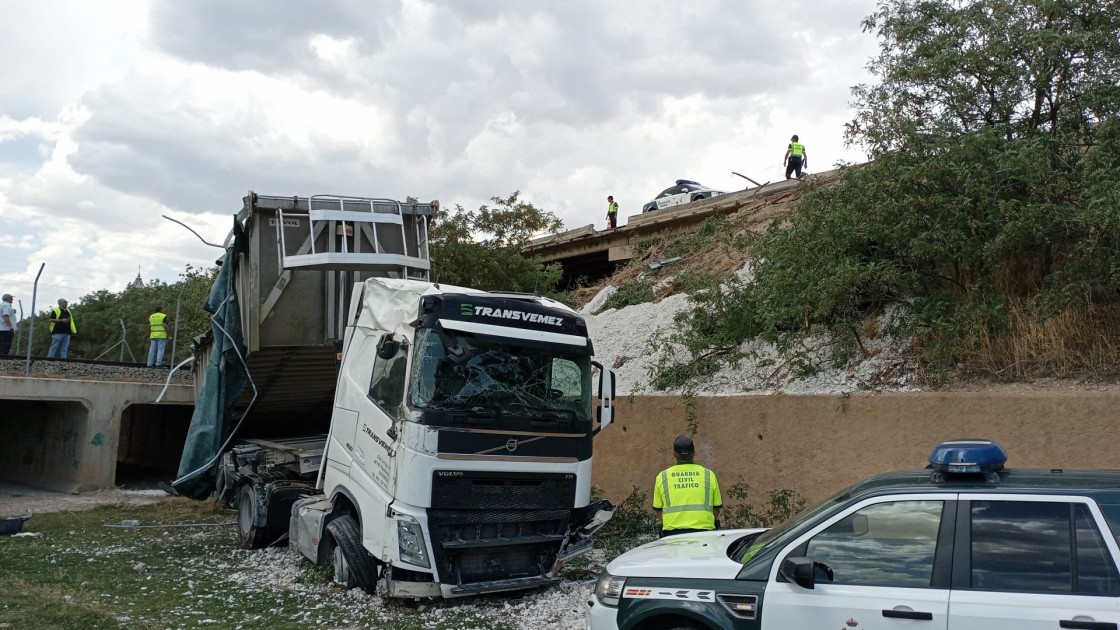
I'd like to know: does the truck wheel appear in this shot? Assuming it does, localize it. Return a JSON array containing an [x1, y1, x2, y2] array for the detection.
[[325, 515, 379, 591], [237, 483, 271, 549]]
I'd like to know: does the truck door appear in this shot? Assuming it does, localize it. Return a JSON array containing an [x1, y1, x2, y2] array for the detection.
[[762, 494, 954, 630], [351, 334, 407, 494], [947, 496, 1120, 630]]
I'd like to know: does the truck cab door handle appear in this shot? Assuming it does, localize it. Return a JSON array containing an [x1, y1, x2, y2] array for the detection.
[[1060, 621, 1118, 630], [882, 609, 933, 620]]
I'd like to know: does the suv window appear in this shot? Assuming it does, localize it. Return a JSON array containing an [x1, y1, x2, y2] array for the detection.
[[805, 500, 943, 588], [970, 500, 1120, 594]]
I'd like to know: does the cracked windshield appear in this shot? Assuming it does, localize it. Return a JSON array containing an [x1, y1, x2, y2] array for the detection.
[[410, 328, 591, 421]]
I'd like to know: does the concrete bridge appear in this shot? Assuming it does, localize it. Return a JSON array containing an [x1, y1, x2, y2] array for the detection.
[[1, 375, 195, 493], [521, 168, 850, 283]]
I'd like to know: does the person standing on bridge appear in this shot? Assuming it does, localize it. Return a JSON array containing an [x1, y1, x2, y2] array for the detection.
[[652, 435, 723, 538], [147, 305, 172, 368], [783, 134, 808, 180], [47, 298, 76, 359], [606, 195, 619, 230], [0, 293, 16, 355]]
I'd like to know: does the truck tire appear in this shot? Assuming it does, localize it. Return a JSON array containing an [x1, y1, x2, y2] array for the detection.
[[237, 483, 272, 549], [325, 515, 379, 591]]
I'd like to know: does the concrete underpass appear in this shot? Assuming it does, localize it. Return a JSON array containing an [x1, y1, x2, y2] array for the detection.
[[0, 376, 194, 493]]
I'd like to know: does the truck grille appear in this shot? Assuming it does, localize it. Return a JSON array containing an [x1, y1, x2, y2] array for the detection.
[[427, 508, 570, 585], [428, 472, 577, 585], [431, 471, 576, 510]]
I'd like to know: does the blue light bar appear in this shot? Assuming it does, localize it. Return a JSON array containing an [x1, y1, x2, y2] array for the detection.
[[675, 179, 701, 186], [929, 439, 1008, 475]]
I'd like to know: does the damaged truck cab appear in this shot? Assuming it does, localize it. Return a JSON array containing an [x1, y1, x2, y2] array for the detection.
[[289, 277, 617, 598]]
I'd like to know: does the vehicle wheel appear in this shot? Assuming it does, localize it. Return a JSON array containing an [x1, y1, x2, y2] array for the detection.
[[237, 483, 271, 549], [325, 515, 380, 591], [213, 468, 231, 506]]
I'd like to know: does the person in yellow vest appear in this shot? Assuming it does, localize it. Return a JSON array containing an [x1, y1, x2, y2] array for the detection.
[[652, 435, 723, 537], [606, 195, 619, 229], [47, 298, 77, 359], [783, 134, 808, 180], [147, 306, 172, 367]]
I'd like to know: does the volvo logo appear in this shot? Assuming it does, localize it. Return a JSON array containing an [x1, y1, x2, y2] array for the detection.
[[473, 435, 546, 455]]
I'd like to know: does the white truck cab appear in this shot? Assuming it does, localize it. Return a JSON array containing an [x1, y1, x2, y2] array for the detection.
[[591, 439, 1120, 630], [289, 277, 617, 598]]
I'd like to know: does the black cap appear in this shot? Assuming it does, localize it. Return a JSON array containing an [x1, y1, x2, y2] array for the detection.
[[673, 435, 694, 455]]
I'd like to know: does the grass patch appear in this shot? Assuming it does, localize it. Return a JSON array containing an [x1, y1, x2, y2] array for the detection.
[[0, 499, 522, 629], [601, 280, 654, 311]]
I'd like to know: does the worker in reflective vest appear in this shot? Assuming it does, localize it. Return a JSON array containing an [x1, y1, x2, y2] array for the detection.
[[606, 195, 619, 229], [652, 435, 723, 537], [783, 134, 808, 180], [147, 306, 172, 367]]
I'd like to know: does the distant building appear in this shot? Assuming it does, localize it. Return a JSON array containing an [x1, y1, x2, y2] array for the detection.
[[127, 269, 145, 290]]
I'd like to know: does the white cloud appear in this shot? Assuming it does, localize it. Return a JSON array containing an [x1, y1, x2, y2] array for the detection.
[[0, 0, 880, 310]]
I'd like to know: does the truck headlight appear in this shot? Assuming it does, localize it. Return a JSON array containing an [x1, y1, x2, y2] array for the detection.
[[594, 570, 626, 607], [397, 519, 430, 568]]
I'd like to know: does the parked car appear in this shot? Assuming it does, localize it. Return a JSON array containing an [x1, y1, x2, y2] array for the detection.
[[641, 179, 725, 213], [588, 438, 1120, 630]]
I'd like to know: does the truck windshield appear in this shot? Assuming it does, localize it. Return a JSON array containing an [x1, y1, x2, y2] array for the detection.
[[409, 328, 592, 421]]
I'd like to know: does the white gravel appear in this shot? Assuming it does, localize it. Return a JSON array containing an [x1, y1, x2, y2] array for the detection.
[[582, 266, 920, 396]]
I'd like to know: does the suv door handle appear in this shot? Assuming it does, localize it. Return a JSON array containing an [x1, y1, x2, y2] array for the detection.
[[882, 609, 933, 620], [1060, 621, 1118, 630]]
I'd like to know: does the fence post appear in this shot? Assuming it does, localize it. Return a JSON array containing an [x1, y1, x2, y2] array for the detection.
[[24, 263, 45, 375]]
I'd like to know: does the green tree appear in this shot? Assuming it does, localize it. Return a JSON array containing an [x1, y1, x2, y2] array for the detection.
[[650, 0, 1120, 388], [429, 191, 564, 293]]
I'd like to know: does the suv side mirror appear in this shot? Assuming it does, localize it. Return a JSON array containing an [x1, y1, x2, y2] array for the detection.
[[376, 334, 401, 360], [779, 557, 834, 590]]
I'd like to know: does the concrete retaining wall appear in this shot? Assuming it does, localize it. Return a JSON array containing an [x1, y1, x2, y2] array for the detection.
[[0, 376, 194, 492], [591, 391, 1120, 508]]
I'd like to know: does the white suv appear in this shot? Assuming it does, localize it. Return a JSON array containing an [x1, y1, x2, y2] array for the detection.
[[589, 439, 1120, 630], [641, 180, 725, 213]]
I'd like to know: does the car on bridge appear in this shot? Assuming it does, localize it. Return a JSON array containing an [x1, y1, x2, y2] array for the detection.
[[588, 438, 1120, 630], [641, 180, 725, 213]]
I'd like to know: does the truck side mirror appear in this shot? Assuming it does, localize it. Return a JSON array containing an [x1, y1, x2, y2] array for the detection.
[[591, 361, 615, 434], [376, 334, 400, 359]]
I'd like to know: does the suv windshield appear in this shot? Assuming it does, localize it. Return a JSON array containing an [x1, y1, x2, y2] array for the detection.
[[736, 488, 851, 565], [409, 328, 593, 422]]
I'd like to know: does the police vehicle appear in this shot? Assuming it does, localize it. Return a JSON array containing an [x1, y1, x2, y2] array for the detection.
[[588, 439, 1120, 629], [641, 180, 726, 213]]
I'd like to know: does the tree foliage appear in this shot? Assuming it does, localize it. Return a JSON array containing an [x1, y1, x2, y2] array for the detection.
[[429, 191, 565, 294], [651, 0, 1120, 388], [19, 266, 218, 363]]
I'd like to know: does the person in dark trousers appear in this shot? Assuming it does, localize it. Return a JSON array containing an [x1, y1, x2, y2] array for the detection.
[[0, 293, 15, 355], [606, 195, 619, 229], [783, 134, 808, 179], [47, 298, 76, 359], [652, 435, 723, 538]]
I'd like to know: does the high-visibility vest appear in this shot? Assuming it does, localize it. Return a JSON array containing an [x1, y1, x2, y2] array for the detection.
[[789, 142, 805, 156], [653, 463, 722, 531], [149, 312, 169, 339], [608, 201, 619, 215], [49, 307, 77, 334]]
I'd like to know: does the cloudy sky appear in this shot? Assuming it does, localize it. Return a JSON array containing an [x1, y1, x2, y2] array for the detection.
[[0, 0, 879, 316]]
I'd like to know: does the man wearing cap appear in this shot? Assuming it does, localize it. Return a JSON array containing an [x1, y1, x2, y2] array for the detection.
[[47, 298, 76, 359], [147, 305, 172, 368], [0, 293, 15, 355], [652, 435, 723, 537]]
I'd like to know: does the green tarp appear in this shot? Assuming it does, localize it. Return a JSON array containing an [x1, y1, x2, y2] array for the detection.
[[173, 220, 250, 499]]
